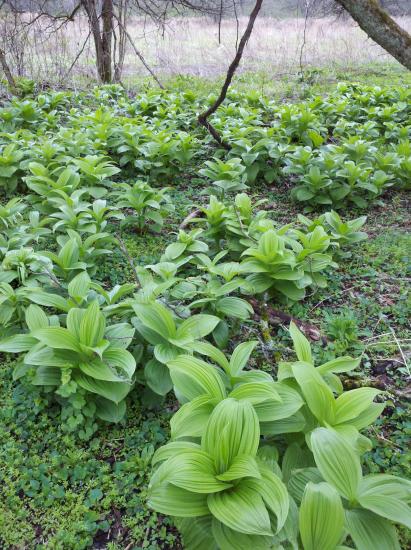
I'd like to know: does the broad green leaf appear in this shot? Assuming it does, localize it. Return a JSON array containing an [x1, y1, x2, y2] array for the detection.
[[243, 465, 289, 532], [359, 474, 411, 502], [66, 308, 84, 339], [132, 318, 167, 346], [168, 355, 226, 402], [202, 399, 260, 473], [95, 397, 126, 423], [68, 271, 91, 299], [211, 519, 272, 550], [158, 450, 229, 494], [28, 291, 70, 312], [216, 297, 253, 320], [187, 340, 230, 372], [292, 362, 335, 423], [78, 359, 126, 382], [216, 455, 261, 482], [212, 319, 229, 349], [133, 302, 176, 338], [148, 483, 209, 517], [317, 356, 361, 375], [74, 373, 131, 403], [254, 382, 303, 422], [260, 411, 306, 436], [358, 485, 411, 529], [310, 427, 361, 501], [171, 395, 218, 439], [104, 323, 135, 349], [335, 387, 382, 424], [154, 342, 181, 363], [24, 344, 70, 368], [144, 358, 173, 396], [175, 314, 220, 345], [79, 301, 106, 346], [345, 509, 401, 550], [229, 381, 280, 404], [152, 441, 201, 466], [32, 327, 81, 352], [347, 402, 385, 430], [208, 483, 272, 536], [288, 467, 323, 504], [289, 322, 312, 363], [178, 516, 218, 550], [0, 334, 38, 353], [281, 442, 315, 483], [229, 340, 258, 376], [25, 305, 48, 332], [12, 361, 32, 381], [103, 348, 136, 379], [299, 482, 345, 550], [32, 365, 61, 386]]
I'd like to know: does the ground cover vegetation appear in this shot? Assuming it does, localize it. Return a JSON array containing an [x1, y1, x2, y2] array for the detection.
[[0, 76, 410, 549]]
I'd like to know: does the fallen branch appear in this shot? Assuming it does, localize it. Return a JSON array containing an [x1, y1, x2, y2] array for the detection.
[[179, 208, 202, 229], [197, 0, 264, 149], [249, 298, 327, 343]]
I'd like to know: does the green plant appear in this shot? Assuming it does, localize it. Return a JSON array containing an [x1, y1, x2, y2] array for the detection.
[[132, 301, 220, 396], [0, 144, 25, 194], [149, 398, 289, 548], [199, 158, 248, 198], [149, 323, 411, 549], [0, 300, 136, 422], [114, 181, 174, 233]]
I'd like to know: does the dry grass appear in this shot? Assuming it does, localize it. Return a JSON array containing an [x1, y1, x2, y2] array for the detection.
[[2, 15, 411, 85]]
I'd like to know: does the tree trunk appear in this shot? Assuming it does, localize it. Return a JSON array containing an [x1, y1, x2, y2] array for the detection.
[[0, 47, 17, 92], [82, 0, 113, 83], [335, 0, 411, 70], [101, 0, 113, 83]]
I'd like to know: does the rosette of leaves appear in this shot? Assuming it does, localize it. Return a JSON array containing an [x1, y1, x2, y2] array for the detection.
[[166, 340, 303, 439], [114, 180, 174, 233], [42, 230, 114, 280], [172, 264, 253, 348], [199, 157, 248, 199], [278, 323, 384, 448], [0, 300, 136, 422], [240, 229, 306, 301], [161, 228, 208, 262], [148, 398, 290, 549], [298, 427, 411, 550], [132, 301, 220, 397], [151, 324, 411, 549]]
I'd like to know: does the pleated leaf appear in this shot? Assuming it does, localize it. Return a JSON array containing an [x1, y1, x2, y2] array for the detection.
[[171, 395, 218, 439], [202, 399, 260, 472], [299, 482, 345, 550], [207, 483, 273, 536], [345, 509, 400, 550], [148, 483, 209, 517], [168, 355, 226, 402], [310, 427, 361, 501], [289, 322, 312, 363]]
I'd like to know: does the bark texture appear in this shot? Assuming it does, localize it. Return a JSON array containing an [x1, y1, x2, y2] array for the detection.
[[0, 47, 17, 92], [335, 0, 411, 70]]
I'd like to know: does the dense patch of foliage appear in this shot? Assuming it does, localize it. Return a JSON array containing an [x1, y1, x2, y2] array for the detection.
[[0, 83, 410, 207], [0, 82, 410, 549]]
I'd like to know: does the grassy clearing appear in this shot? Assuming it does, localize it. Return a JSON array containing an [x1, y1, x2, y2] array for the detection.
[[0, 66, 410, 549]]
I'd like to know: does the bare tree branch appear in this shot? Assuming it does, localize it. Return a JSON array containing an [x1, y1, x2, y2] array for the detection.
[[198, 0, 264, 149], [114, 14, 165, 88]]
